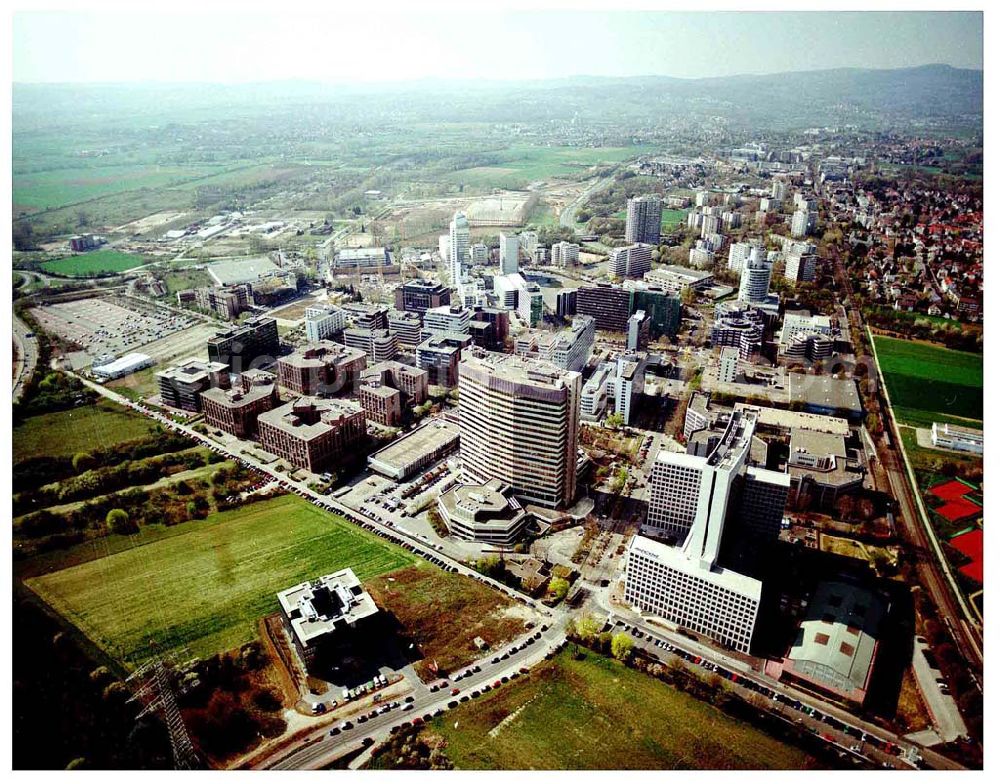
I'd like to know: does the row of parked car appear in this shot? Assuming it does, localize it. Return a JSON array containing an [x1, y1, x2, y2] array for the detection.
[[617, 620, 903, 758]]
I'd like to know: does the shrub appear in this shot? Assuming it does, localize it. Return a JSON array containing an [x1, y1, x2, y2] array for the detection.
[[105, 508, 136, 535]]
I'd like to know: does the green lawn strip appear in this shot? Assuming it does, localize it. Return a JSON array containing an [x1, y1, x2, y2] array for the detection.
[[426, 649, 813, 770], [14, 404, 157, 462], [25, 495, 415, 667]]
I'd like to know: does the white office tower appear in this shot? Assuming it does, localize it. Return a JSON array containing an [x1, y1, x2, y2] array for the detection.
[[785, 251, 817, 283], [449, 211, 470, 285], [519, 231, 539, 254], [612, 353, 646, 425], [579, 362, 614, 421], [759, 197, 773, 213], [551, 241, 580, 268], [695, 191, 711, 207], [686, 211, 704, 231], [791, 209, 813, 239], [688, 243, 715, 270], [627, 412, 789, 652], [422, 304, 472, 339], [627, 310, 651, 351], [438, 234, 451, 262], [625, 195, 663, 245], [304, 305, 346, 343], [516, 315, 595, 373], [771, 180, 788, 202], [607, 243, 653, 279], [458, 349, 581, 509], [727, 240, 765, 274], [719, 346, 739, 384], [470, 242, 489, 266], [722, 211, 742, 230], [500, 232, 520, 275], [738, 257, 772, 304]]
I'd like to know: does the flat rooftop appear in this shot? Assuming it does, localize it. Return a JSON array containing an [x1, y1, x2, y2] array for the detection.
[[734, 402, 850, 436], [208, 256, 280, 286], [367, 419, 461, 477], [786, 581, 884, 696], [277, 568, 379, 647], [788, 375, 863, 414]]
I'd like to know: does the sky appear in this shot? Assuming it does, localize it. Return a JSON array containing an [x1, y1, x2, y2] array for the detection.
[[12, 9, 984, 84]]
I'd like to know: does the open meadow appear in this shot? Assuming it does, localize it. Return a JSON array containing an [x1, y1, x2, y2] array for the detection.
[[872, 336, 982, 426], [41, 249, 147, 277], [397, 649, 817, 770], [26, 495, 415, 667], [13, 402, 157, 462]]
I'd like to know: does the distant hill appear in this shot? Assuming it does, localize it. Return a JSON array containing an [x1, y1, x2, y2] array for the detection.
[[14, 64, 982, 132]]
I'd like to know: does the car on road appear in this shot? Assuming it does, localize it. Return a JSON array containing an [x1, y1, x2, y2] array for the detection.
[[451, 688, 460, 696], [402, 704, 414, 711]]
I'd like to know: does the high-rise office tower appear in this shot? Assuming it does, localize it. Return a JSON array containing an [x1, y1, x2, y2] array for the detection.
[[458, 349, 581, 509], [625, 196, 663, 245], [625, 411, 789, 652], [449, 211, 470, 285], [738, 257, 772, 304], [499, 232, 520, 275]]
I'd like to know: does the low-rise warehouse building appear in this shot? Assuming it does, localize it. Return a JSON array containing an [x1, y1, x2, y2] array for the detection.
[[91, 352, 155, 380], [367, 420, 460, 480], [767, 581, 885, 707]]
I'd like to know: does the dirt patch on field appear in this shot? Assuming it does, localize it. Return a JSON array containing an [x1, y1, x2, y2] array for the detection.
[[365, 565, 527, 681]]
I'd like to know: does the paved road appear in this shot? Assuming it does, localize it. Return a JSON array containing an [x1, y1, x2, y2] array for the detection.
[[559, 175, 615, 230], [263, 624, 568, 770], [12, 312, 40, 403]]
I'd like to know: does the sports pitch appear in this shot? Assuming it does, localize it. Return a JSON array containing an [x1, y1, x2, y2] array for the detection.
[[26, 495, 415, 667], [872, 336, 982, 426]]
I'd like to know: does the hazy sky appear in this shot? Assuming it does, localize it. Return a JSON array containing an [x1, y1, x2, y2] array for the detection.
[[13, 10, 983, 84]]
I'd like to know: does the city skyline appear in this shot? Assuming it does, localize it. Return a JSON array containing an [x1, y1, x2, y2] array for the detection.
[[12, 9, 983, 84]]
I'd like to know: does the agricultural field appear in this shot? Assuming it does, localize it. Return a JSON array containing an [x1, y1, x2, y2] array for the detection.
[[13, 402, 156, 462], [13, 163, 229, 212], [444, 145, 648, 189], [41, 249, 147, 277], [872, 336, 982, 426], [25, 495, 415, 668], [390, 649, 816, 770]]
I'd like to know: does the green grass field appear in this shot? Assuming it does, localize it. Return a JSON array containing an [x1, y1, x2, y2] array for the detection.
[[409, 649, 815, 770], [41, 249, 147, 277], [26, 495, 416, 667], [14, 403, 157, 462], [445, 145, 648, 188], [872, 336, 982, 425], [13, 164, 228, 211]]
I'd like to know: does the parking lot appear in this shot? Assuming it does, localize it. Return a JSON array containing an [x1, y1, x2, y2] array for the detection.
[[30, 295, 197, 361]]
